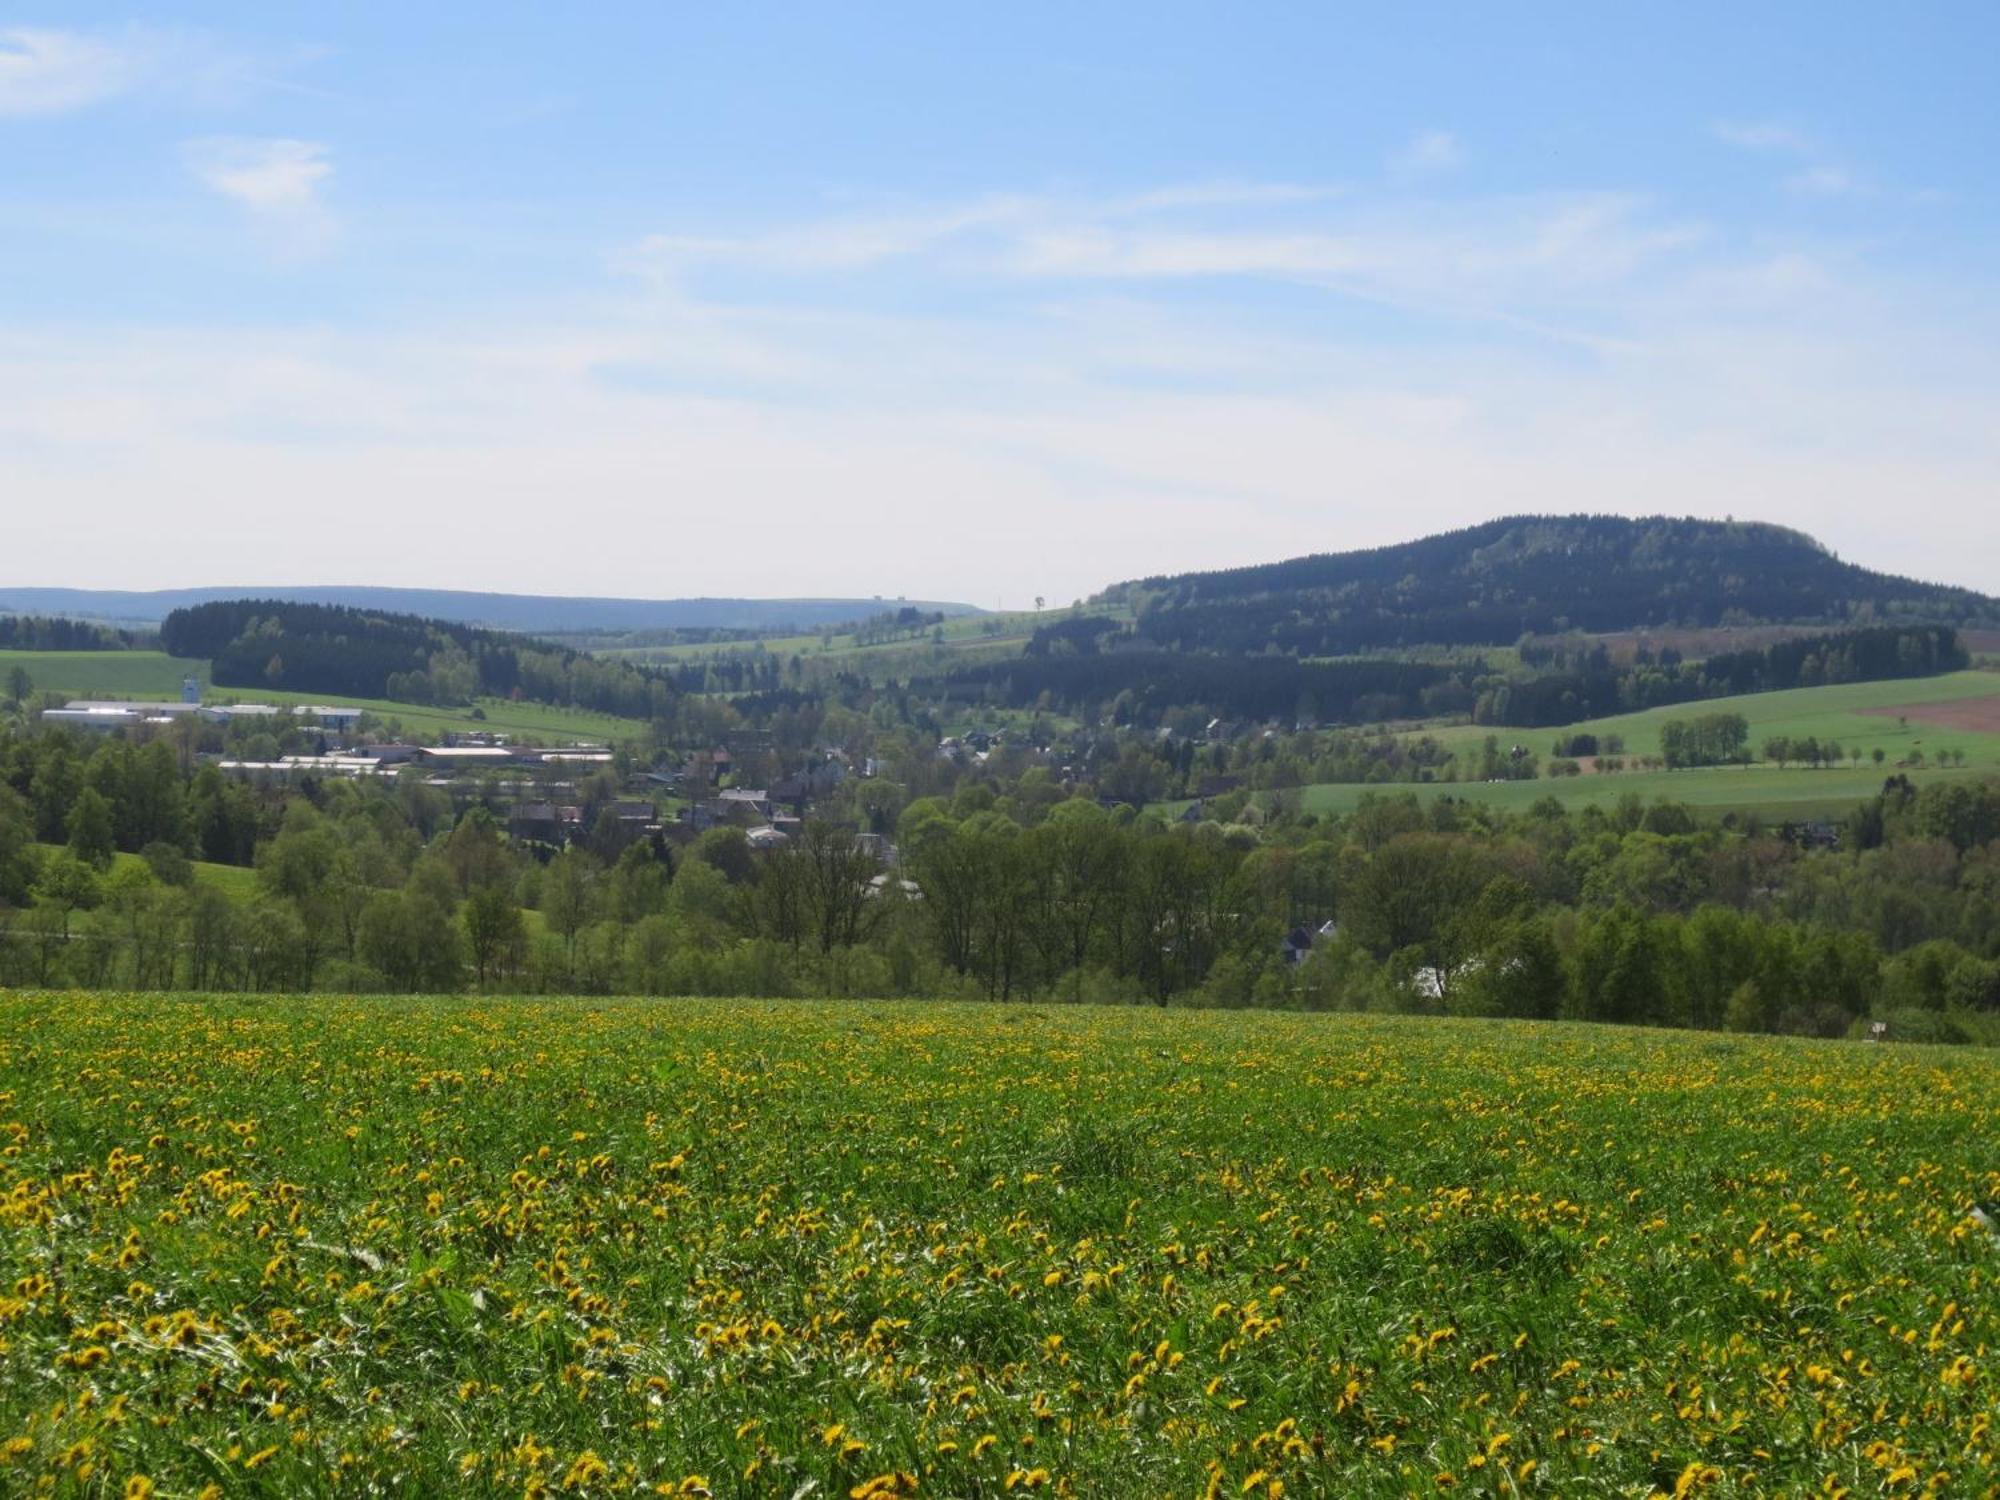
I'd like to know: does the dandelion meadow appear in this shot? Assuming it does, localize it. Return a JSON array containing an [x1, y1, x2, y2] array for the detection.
[[2, 994, 1997, 1497]]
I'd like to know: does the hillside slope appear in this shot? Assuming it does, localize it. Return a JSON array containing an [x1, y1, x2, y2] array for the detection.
[[1107, 515, 2000, 655]]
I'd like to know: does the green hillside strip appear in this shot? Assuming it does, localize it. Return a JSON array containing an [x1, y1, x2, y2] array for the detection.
[[0, 649, 209, 699], [1421, 669, 2000, 764], [243, 687, 642, 743], [33, 844, 257, 896], [1231, 672, 2000, 821], [594, 605, 1115, 665], [1281, 762, 1984, 819]]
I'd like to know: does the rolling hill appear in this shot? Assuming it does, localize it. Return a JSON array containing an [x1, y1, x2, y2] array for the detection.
[[1103, 515, 2000, 656]]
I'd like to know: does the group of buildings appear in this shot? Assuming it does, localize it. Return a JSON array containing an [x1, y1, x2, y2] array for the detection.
[[37, 677, 901, 863], [43, 676, 364, 736]]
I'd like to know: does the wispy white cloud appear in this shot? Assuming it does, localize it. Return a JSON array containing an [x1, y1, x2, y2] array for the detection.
[[1713, 118, 1866, 198], [3, 167, 1993, 600], [1391, 129, 1462, 173], [0, 24, 281, 117], [1712, 118, 1815, 154], [1785, 165, 1860, 198], [625, 185, 1706, 354], [1104, 181, 1336, 214], [183, 137, 335, 253], [0, 26, 137, 116], [2, 273, 1994, 601], [623, 196, 1034, 281]]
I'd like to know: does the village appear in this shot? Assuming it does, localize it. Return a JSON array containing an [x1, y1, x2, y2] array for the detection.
[[38, 675, 922, 865]]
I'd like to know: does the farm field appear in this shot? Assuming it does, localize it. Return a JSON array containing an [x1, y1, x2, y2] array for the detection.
[[1428, 670, 2000, 769], [2, 995, 1995, 1495], [1289, 763, 1988, 820], [0, 649, 209, 700], [594, 606, 1068, 665], [1253, 672, 2000, 821], [241, 687, 643, 744]]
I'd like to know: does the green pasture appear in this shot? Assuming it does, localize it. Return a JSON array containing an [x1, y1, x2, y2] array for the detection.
[[32, 842, 259, 896], [1286, 762, 1987, 821], [1424, 670, 2000, 767], [240, 687, 643, 744], [0, 649, 208, 700], [2, 993, 1993, 1494]]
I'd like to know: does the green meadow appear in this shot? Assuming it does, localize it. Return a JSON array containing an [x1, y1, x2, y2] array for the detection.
[[0, 649, 209, 700], [1291, 762, 1987, 820], [32, 843, 260, 897], [241, 687, 642, 744], [2, 993, 1994, 1495], [1430, 670, 2000, 767], [1265, 671, 2000, 820]]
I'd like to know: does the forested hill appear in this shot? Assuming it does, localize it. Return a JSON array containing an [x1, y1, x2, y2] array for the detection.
[[1105, 515, 2000, 655], [159, 600, 677, 719]]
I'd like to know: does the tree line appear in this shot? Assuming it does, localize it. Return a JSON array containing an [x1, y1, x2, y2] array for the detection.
[[1474, 626, 1966, 727], [0, 614, 151, 651], [924, 625, 1961, 738], [5, 713, 2000, 1044]]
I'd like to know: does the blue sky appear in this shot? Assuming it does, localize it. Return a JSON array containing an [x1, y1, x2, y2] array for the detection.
[[3, 4, 1997, 603]]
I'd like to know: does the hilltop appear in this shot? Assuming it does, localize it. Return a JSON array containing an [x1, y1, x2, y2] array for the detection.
[[1104, 515, 2000, 655]]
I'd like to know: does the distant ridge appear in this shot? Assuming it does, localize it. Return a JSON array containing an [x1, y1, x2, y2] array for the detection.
[[0, 586, 981, 635]]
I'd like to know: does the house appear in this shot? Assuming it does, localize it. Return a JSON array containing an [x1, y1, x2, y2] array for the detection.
[[417, 745, 520, 768], [198, 703, 285, 725], [854, 832, 899, 866], [683, 748, 732, 787], [42, 706, 145, 731], [508, 802, 565, 843], [1280, 919, 1340, 967], [771, 757, 847, 811], [683, 797, 755, 833], [303, 705, 365, 732], [582, 799, 658, 853], [745, 825, 790, 851], [46, 699, 200, 730], [64, 698, 201, 717]]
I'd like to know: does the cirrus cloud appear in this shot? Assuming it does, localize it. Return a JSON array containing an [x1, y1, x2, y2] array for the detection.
[[0, 26, 137, 116], [183, 136, 335, 253]]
